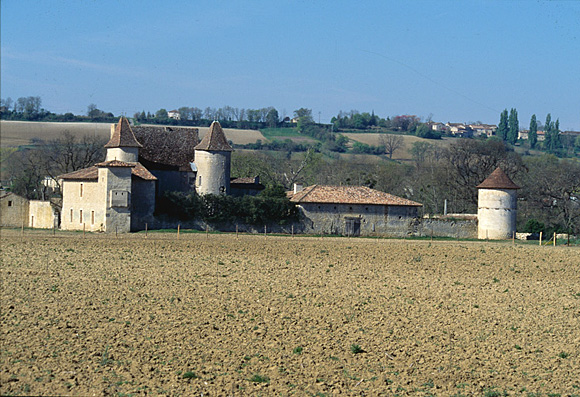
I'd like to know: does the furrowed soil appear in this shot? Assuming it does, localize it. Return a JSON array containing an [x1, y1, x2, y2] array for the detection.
[[1, 229, 579, 396]]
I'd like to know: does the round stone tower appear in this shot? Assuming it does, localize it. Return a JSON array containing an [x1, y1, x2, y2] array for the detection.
[[194, 121, 233, 195], [105, 116, 142, 162], [477, 167, 520, 239]]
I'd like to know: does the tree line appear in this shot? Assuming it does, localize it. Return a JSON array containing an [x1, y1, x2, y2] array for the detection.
[[2, 130, 578, 235]]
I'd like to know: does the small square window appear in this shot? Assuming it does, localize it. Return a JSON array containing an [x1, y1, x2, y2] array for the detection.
[[7, 200, 12, 207]]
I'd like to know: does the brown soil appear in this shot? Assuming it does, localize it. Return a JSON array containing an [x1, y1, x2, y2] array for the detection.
[[1, 229, 579, 396]]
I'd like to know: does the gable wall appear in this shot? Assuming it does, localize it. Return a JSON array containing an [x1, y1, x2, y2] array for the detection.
[[61, 179, 105, 231], [0, 194, 29, 227]]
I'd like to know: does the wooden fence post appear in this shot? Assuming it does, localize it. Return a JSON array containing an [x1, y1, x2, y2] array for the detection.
[[145, 223, 148, 238], [177, 224, 180, 239], [553, 232, 556, 247], [539, 231, 542, 246]]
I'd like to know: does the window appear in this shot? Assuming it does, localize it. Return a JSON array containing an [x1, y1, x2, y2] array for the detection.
[[79, 210, 83, 223], [91, 211, 95, 225], [80, 183, 83, 197], [198, 175, 202, 186], [70, 209, 73, 222], [30, 216, 34, 228], [7, 200, 13, 207]]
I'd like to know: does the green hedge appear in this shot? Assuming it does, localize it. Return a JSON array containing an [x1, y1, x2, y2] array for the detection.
[[155, 191, 298, 226]]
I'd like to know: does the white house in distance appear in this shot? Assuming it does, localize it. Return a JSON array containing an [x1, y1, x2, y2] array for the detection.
[[167, 109, 181, 120]]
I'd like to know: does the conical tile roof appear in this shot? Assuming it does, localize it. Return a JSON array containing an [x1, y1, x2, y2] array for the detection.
[[194, 121, 233, 151], [476, 167, 520, 189], [104, 117, 143, 148]]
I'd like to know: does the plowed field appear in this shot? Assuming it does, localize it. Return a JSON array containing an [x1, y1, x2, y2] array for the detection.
[[1, 229, 579, 395]]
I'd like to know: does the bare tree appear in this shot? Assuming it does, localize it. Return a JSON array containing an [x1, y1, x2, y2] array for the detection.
[[42, 131, 106, 185], [378, 134, 405, 159]]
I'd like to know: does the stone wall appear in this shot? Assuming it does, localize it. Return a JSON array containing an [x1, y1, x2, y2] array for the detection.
[[61, 179, 105, 232], [29, 201, 58, 229], [0, 193, 29, 227], [296, 203, 419, 237], [194, 150, 231, 195], [418, 217, 478, 239], [103, 167, 132, 233], [131, 178, 156, 231]]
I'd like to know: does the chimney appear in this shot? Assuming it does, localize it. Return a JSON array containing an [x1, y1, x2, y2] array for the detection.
[[294, 183, 303, 194], [110, 123, 116, 139]]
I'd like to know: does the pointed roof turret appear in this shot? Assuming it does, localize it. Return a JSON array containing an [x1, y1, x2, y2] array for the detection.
[[477, 167, 520, 189], [194, 121, 233, 151], [104, 117, 143, 148]]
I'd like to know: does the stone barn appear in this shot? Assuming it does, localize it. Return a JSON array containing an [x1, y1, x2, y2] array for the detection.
[[288, 184, 422, 236]]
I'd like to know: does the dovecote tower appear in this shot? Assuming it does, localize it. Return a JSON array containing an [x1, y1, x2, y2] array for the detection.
[[105, 116, 143, 162], [194, 121, 233, 195], [477, 167, 520, 239]]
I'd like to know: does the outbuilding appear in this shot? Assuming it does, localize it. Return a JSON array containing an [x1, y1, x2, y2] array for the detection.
[[288, 184, 422, 236]]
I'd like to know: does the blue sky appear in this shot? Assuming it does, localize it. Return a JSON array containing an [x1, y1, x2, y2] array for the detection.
[[2, 1, 579, 130]]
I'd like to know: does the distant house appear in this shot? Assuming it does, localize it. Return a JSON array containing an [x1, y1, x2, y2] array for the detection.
[[428, 122, 446, 132], [168, 110, 181, 120], [445, 122, 474, 137], [519, 130, 546, 141], [469, 124, 497, 137], [288, 184, 422, 236]]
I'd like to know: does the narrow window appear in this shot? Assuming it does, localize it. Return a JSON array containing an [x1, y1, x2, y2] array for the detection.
[[91, 211, 95, 225], [70, 209, 73, 222], [80, 183, 83, 197], [79, 210, 83, 223], [31, 216, 34, 228], [7, 200, 12, 207], [199, 175, 202, 185]]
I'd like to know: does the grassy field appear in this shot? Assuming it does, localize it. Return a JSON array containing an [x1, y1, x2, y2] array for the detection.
[[0, 121, 266, 147], [343, 133, 455, 162], [1, 228, 579, 395]]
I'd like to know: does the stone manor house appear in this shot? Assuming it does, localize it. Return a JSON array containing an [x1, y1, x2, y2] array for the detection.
[[1, 116, 520, 239]]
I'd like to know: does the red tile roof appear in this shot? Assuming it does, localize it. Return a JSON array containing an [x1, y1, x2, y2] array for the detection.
[[476, 167, 520, 189], [104, 117, 143, 148], [289, 185, 422, 206], [59, 162, 157, 181], [194, 121, 233, 151]]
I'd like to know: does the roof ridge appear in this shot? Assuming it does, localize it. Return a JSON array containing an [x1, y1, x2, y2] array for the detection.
[[194, 121, 233, 151], [104, 116, 143, 148]]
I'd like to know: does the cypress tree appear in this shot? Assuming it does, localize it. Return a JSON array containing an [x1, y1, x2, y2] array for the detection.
[[529, 114, 538, 149], [497, 109, 509, 141], [507, 108, 519, 144]]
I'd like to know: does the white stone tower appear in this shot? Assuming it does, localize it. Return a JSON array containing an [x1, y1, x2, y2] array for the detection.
[[101, 116, 143, 233], [105, 117, 142, 162], [194, 121, 233, 195], [477, 167, 520, 239]]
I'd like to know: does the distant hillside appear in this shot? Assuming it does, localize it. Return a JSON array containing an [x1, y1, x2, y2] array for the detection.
[[0, 121, 266, 147], [343, 133, 455, 162]]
